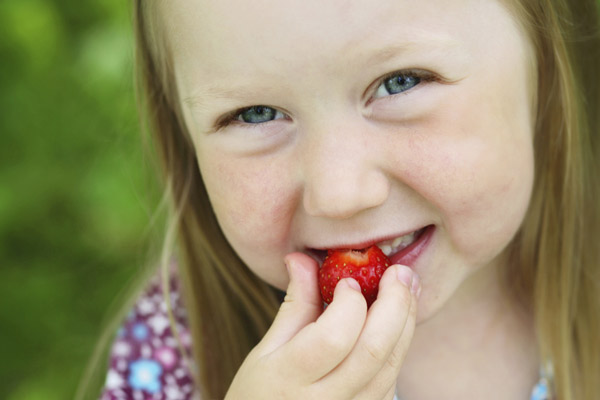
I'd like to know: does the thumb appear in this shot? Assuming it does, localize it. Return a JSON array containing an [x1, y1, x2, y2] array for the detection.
[[258, 252, 323, 355]]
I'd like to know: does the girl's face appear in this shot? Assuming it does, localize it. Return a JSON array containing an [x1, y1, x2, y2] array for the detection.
[[166, 0, 535, 320]]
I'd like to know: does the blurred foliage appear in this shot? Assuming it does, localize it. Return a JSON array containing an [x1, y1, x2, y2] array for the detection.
[[0, 0, 160, 398]]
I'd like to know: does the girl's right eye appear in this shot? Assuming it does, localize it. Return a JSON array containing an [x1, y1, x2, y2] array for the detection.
[[214, 105, 287, 131], [236, 105, 285, 124]]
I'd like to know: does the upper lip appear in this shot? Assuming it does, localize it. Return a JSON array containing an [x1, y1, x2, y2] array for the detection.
[[305, 226, 427, 251]]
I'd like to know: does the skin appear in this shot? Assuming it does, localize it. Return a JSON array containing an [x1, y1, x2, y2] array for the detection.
[[163, 0, 539, 398]]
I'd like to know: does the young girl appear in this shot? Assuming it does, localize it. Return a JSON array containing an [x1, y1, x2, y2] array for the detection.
[[89, 0, 600, 398]]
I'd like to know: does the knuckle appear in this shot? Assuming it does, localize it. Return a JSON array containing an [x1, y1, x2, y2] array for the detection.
[[362, 337, 389, 364], [315, 324, 352, 355], [386, 343, 406, 370]]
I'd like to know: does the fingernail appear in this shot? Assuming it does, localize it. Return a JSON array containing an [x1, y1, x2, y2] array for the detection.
[[396, 265, 413, 288], [345, 278, 362, 292], [411, 273, 421, 297]]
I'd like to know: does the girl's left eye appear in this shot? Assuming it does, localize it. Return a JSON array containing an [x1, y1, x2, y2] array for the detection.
[[373, 72, 422, 99]]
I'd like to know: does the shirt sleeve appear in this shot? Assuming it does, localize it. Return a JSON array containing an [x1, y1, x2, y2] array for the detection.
[[99, 269, 199, 400]]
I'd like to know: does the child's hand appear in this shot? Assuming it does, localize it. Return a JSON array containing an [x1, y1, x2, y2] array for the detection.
[[225, 252, 420, 400]]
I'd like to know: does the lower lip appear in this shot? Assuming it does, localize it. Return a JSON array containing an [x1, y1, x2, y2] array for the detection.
[[389, 225, 435, 267]]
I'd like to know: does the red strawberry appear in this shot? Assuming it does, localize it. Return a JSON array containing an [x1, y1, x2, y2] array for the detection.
[[318, 245, 391, 307]]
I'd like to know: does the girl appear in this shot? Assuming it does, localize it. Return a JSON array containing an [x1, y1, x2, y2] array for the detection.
[[89, 0, 600, 399]]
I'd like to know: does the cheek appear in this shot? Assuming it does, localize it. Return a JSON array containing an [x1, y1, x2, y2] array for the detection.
[[197, 152, 297, 250], [426, 143, 531, 262], [445, 146, 533, 260], [400, 100, 534, 263]]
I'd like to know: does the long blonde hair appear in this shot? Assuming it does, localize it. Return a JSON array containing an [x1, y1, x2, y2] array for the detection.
[[81, 0, 600, 399], [132, 2, 282, 398], [500, 1, 600, 398]]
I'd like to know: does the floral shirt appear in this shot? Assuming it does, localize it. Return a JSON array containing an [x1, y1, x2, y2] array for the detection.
[[100, 272, 198, 400], [100, 271, 554, 400]]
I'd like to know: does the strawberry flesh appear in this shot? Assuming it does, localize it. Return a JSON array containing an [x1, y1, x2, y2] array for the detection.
[[318, 245, 391, 307]]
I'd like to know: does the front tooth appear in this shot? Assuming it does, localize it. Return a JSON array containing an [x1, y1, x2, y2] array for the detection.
[[380, 244, 392, 256], [392, 236, 403, 248], [401, 232, 416, 246], [392, 232, 416, 249]]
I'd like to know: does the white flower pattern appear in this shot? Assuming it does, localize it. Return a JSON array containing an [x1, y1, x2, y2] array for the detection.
[[100, 269, 196, 400]]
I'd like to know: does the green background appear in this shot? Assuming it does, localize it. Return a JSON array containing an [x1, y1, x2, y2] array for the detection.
[[0, 1, 158, 398]]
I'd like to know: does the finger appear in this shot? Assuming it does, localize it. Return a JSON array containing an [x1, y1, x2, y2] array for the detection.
[[318, 265, 418, 396], [275, 276, 368, 382], [354, 271, 419, 400], [355, 382, 398, 400], [258, 252, 323, 355], [383, 384, 398, 400]]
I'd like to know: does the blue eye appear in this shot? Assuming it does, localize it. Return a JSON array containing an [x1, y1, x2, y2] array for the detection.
[[374, 72, 422, 98], [236, 105, 285, 124]]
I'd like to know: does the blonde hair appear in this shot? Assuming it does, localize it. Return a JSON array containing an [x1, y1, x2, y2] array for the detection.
[[79, 1, 600, 399], [131, 3, 282, 399], [500, 1, 600, 398]]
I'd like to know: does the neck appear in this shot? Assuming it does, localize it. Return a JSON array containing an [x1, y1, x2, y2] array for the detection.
[[396, 260, 539, 399]]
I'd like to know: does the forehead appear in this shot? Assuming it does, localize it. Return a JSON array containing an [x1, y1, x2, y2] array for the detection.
[[161, 0, 525, 96], [163, 0, 463, 49]]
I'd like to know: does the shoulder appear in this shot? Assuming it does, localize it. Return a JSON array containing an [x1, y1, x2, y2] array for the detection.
[[99, 266, 200, 400]]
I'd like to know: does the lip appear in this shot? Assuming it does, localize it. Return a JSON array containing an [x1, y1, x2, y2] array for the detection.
[[305, 224, 434, 267]]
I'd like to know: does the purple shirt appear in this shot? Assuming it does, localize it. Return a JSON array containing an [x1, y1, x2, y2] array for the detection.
[[100, 271, 198, 400]]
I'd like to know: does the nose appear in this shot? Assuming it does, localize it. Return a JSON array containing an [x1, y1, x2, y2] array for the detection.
[[301, 122, 390, 219]]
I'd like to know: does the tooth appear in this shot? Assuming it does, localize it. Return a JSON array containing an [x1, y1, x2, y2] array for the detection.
[[392, 236, 403, 248], [403, 232, 416, 246], [380, 244, 392, 256]]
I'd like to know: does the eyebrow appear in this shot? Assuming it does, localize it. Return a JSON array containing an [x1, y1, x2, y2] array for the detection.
[[183, 35, 462, 109], [370, 36, 460, 63], [184, 84, 270, 110]]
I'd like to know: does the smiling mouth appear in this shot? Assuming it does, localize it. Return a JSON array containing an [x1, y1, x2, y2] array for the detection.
[[307, 225, 432, 266]]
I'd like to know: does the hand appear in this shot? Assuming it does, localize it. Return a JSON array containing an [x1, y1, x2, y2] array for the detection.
[[225, 252, 420, 400]]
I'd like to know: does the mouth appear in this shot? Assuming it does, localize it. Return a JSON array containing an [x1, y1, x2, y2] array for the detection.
[[307, 225, 434, 268]]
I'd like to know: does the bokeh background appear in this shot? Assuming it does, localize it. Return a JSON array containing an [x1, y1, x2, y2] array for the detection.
[[1, 1, 161, 398]]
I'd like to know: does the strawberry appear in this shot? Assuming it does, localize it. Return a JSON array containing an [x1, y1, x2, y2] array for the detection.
[[318, 245, 391, 307]]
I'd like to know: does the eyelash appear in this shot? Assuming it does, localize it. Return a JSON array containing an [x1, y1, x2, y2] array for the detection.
[[214, 69, 437, 130]]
